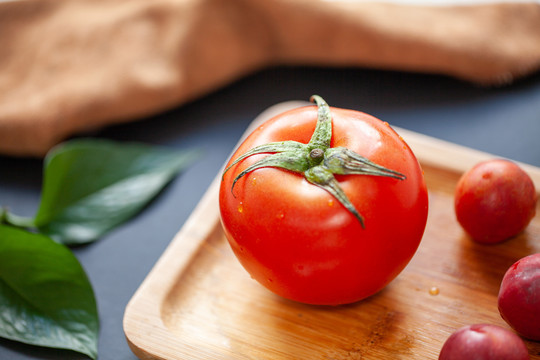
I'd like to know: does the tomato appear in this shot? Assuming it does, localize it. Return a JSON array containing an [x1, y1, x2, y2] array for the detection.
[[498, 253, 540, 341], [219, 96, 428, 305], [438, 324, 529, 360], [454, 159, 537, 244]]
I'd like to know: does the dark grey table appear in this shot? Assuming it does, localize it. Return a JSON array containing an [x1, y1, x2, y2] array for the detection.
[[1, 66, 539, 359]]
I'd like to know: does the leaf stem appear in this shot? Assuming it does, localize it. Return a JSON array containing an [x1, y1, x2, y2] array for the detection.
[[0, 207, 36, 228]]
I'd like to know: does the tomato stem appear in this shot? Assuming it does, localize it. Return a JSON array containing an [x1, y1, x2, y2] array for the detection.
[[309, 148, 324, 160], [222, 96, 405, 228], [307, 95, 332, 151]]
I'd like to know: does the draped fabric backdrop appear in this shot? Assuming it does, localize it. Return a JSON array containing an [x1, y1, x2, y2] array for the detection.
[[1, 0, 539, 157]]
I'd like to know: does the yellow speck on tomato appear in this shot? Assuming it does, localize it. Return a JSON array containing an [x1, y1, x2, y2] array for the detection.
[[328, 199, 334, 207], [238, 202, 244, 213]]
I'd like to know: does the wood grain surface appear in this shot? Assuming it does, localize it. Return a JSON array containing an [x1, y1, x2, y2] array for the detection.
[[123, 102, 540, 359]]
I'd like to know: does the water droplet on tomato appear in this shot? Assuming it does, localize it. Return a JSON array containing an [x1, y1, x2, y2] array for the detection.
[[328, 199, 334, 207], [237, 203, 244, 213], [429, 287, 440, 296], [251, 177, 257, 185]]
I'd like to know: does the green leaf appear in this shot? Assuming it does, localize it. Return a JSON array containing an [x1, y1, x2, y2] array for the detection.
[[33, 139, 198, 245], [0, 225, 98, 359]]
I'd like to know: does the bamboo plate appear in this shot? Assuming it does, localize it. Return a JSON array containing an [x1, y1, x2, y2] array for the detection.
[[123, 102, 540, 359]]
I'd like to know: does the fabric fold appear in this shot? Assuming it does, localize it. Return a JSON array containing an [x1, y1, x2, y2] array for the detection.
[[1, 0, 539, 157]]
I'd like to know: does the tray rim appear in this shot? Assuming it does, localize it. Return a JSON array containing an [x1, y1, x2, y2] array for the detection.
[[123, 101, 540, 360]]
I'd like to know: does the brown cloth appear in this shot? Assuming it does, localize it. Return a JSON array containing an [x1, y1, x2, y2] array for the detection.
[[1, 0, 540, 157]]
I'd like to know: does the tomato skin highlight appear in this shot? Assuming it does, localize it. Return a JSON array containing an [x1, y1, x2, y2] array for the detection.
[[454, 159, 537, 244], [219, 105, 429, 305]]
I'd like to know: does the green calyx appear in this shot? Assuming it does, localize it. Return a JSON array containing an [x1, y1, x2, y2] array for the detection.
[[222, 95, 405, 228]]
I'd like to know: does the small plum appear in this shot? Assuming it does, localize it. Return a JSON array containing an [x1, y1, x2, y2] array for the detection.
[[498, 253, 540, 341], [455, 159, 537, 244], [439, 324, 529, 360]]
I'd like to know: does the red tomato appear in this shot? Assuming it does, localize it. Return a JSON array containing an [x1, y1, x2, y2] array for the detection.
[[498, 253, 540, 341], [438, 324, 529, 360], [219, 98, 428, 305], [454, 159, 537, 244]]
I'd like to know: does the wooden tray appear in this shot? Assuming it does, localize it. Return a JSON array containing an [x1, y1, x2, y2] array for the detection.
[[123, 102, 540, 360]]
